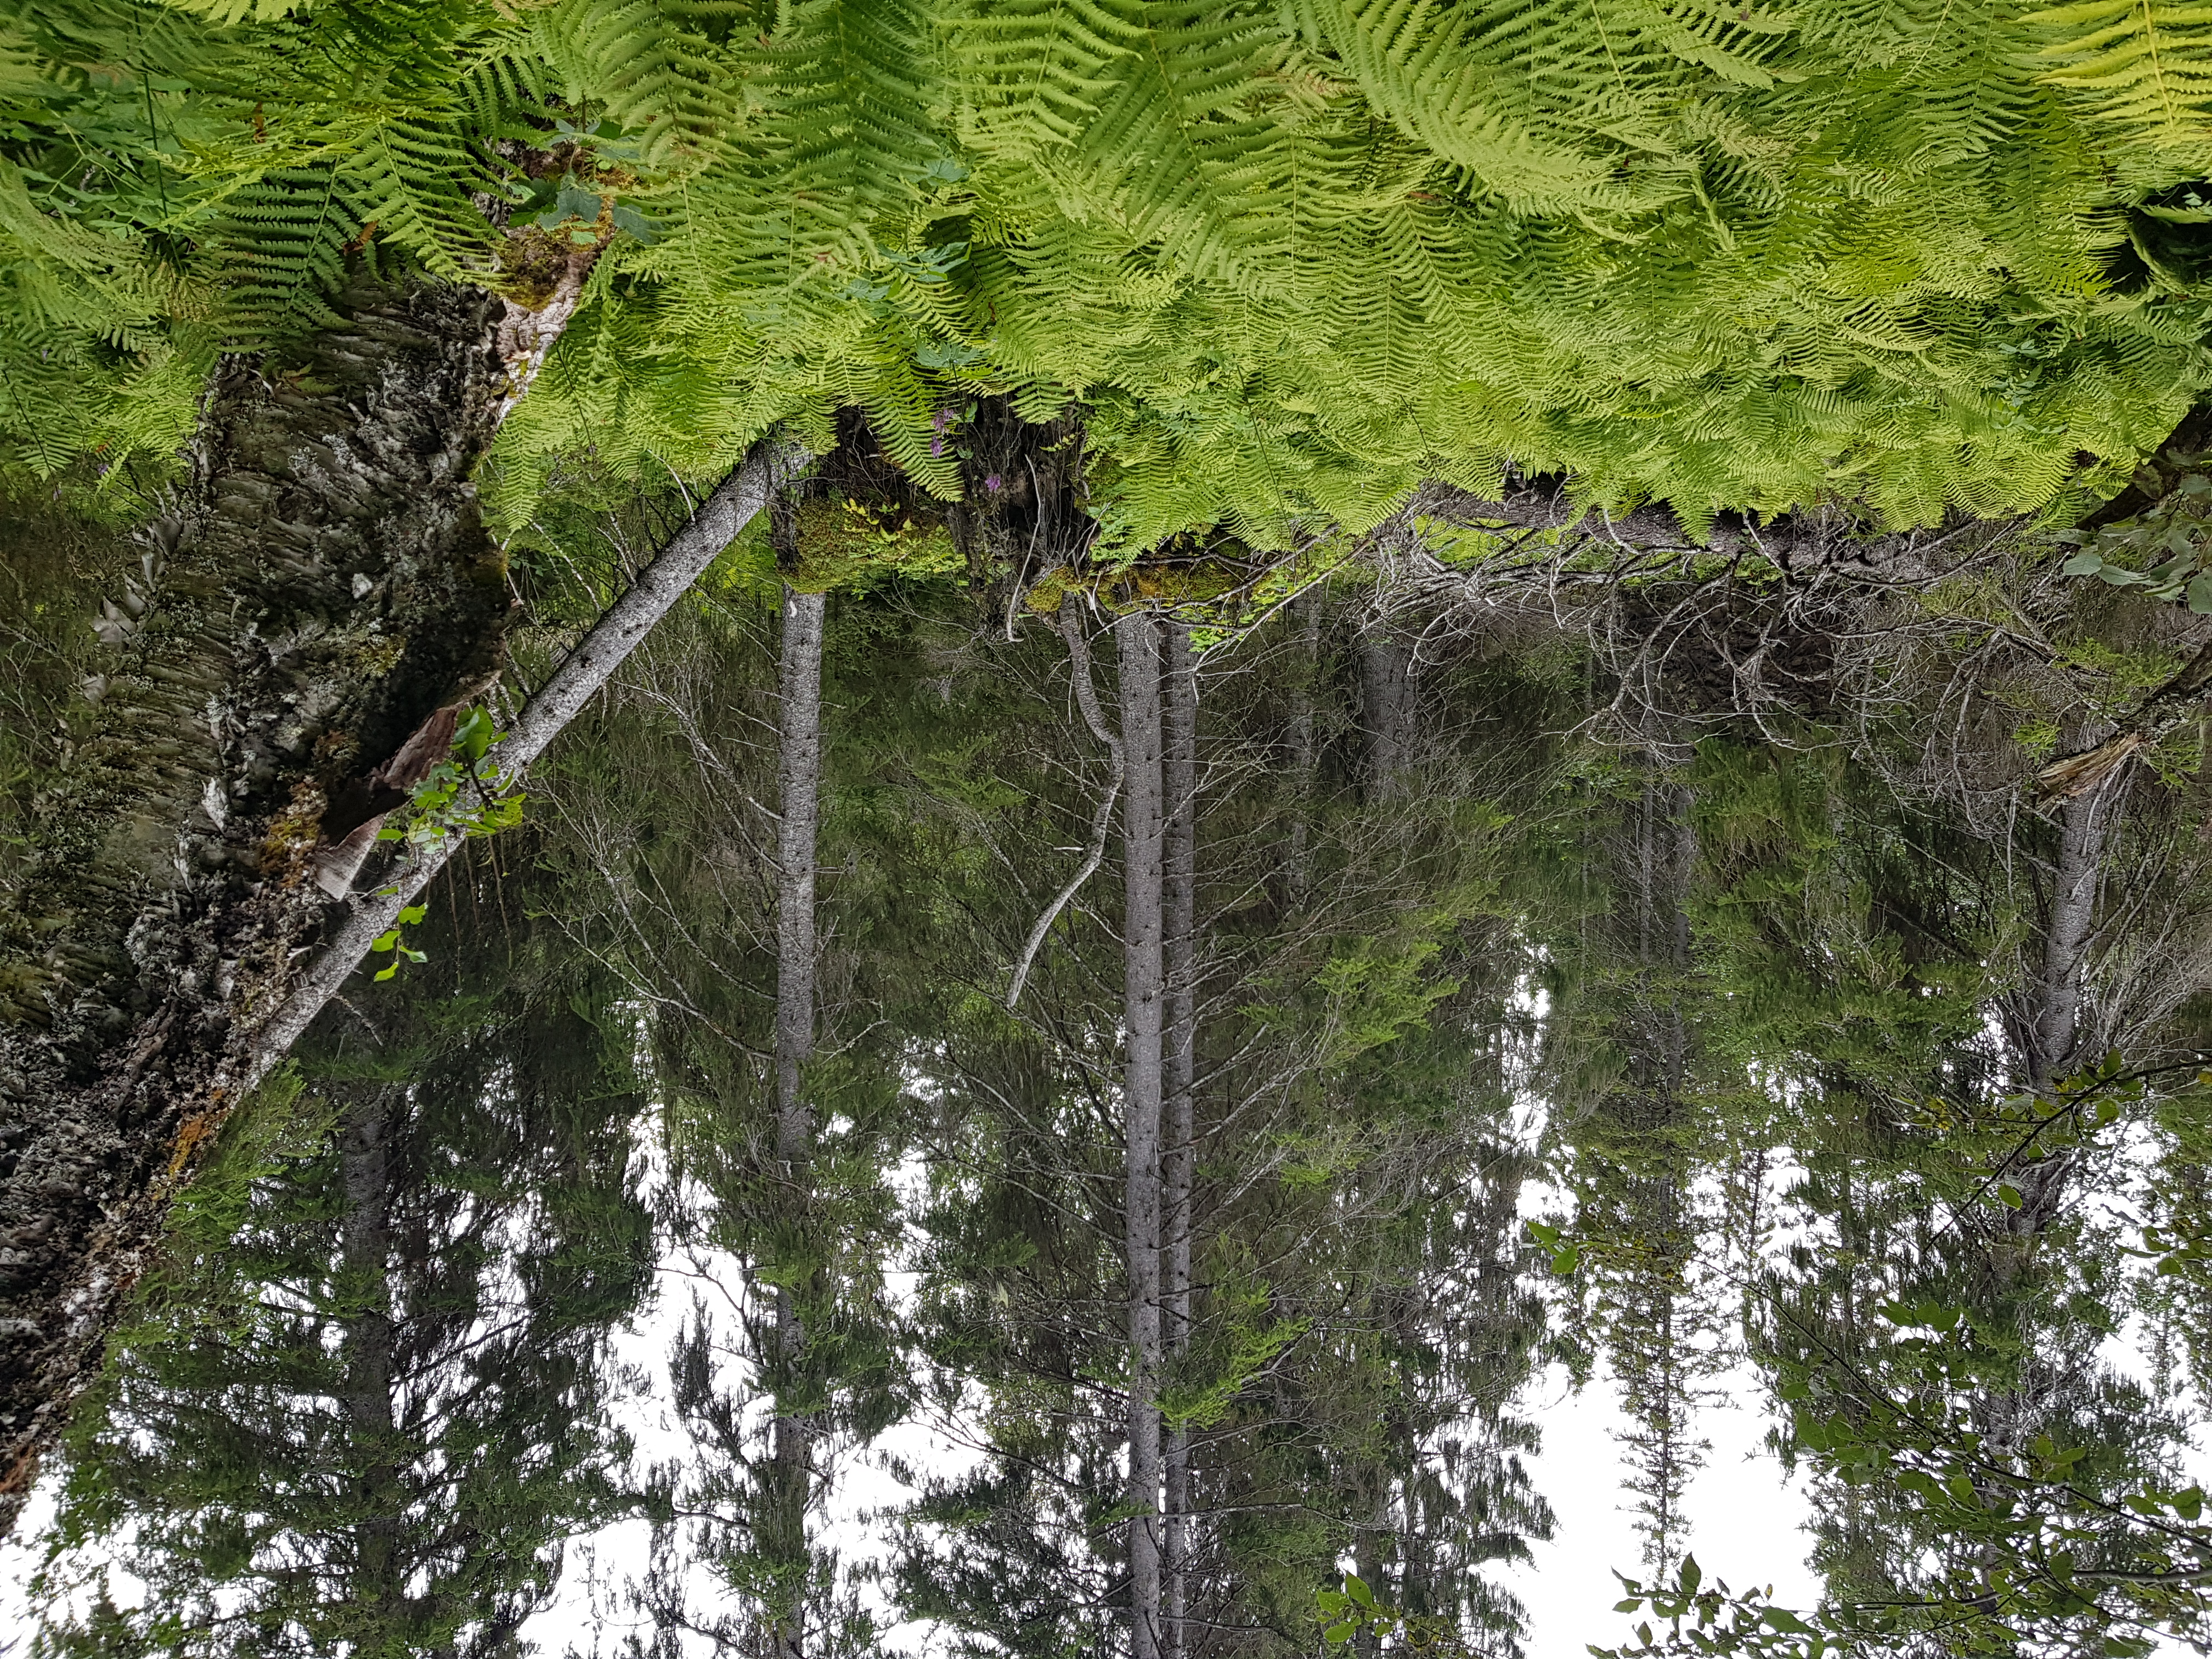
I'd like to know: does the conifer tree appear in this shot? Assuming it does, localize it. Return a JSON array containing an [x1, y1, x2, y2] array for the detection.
[[26, 840, 653, 1657]]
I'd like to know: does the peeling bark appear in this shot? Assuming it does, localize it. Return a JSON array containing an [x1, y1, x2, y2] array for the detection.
[[0, 275, 541, 1531]]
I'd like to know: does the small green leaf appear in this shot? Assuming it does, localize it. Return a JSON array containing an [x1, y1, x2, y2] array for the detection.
[[1679, 1555, 1701, 1596], [1997, 1183, 2024, 1210], [397, 904, 427, 926], [2061, 550, 2103, 575], [1323, 1621, 1357, 1645], [2176, 1484, 2204, 1520], [1345, 1574, 1374, 1608], [2188, 572, 2212, 613]]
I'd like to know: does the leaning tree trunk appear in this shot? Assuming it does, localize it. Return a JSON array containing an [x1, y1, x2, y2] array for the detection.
[[1118, 611, 1166, 1659], [765, 585, 825, 1659], [0, 273, 570, 1529], [1160, 619, 1197, 1659]]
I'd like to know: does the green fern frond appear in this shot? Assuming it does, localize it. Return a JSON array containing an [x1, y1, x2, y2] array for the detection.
[[2028, 0, 2212, 157]]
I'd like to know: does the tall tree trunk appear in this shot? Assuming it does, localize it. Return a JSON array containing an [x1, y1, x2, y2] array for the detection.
[[1987, 787, 2109, 1240], [1358, 619, 1413, 802], [2023, 789, 2104, 1095], [1285, 593, 1319, 911], [1119, 611, 1166, 1659], [766, 585, 825, 1659], [340, 1084, 402, 1623], [0, 275, 553, 1528], [1161, 621, 1197, 1659]]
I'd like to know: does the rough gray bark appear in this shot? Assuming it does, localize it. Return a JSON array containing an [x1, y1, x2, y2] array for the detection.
[[1285, 593, 1321, 911], [2024, 790, 2104, 1094], [766, 584, 824, 1659], [1118, 611, 1166, 1659], [1358, 622, 1413, 802], [1996, 788, 2111, 1237], [1160, 620, 1197, 1659], [0, 277, 533, 1529]]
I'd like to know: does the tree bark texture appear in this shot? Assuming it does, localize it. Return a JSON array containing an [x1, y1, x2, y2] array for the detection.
[[2000, 788, 2110, 1236], [1358, 622, 1413, 803], [1118, 611, 1166, 1659], [0, 277, 528, 1528], [340, 1083, 402, 1618], [1160, 620, 1197, 1659], [2024, 790, 2104, 1095], [766, 584, 824, 1659], [1284, 592, 1320, 911]]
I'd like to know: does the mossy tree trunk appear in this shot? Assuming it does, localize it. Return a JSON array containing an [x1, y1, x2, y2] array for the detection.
[[0, 275, 535, 1529]]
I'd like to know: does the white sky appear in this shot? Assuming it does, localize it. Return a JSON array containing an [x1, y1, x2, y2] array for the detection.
[[1513, 1355, 1820, 1659]]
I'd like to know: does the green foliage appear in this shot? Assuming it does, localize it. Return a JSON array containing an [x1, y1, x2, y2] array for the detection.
[[373, 704, 527, 855], [14, 0, 2212, 538], [2059, 471, 2212, 611], [31, 845, 655, 1657], [1317, 1569, 1473, 1654]]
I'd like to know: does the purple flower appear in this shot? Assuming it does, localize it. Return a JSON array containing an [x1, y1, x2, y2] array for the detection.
[[931, 436, 946, 457], [985, 473, 1002, 492]]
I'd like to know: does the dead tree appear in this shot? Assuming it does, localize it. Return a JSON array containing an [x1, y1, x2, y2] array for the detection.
[[764, 584, 825, 1658]]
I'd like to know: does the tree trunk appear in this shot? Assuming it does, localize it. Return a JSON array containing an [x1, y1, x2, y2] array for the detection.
[[1285, 593, 1320, 911], [766, 585, 825, 1659], [0, 275, 545, 1530], [2025, 790, 2103, 1094], [2000, 787, 2109, 1237], [1118, 611, 1166, 1659], [1161, 620, 1197, 1659], [339, 1083, 402, 1621], [1358, 621, 1413, 802]]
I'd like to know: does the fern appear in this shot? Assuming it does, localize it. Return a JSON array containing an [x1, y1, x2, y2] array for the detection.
[[12, 0, 2212, 547], [2029, 0, 2212, 161]]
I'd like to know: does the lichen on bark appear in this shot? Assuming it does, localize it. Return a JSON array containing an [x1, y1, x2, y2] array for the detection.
[[0, 274, 524, 1528]]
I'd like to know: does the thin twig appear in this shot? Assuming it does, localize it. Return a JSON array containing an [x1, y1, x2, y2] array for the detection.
[[1007, 591, 1125, 1007]]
